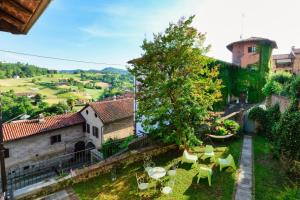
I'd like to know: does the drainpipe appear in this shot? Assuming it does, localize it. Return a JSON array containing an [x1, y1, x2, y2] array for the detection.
[[0, 103, 7, 197]]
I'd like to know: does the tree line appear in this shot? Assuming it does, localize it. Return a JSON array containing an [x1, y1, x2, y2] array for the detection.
[[0, 62, 57, 78]]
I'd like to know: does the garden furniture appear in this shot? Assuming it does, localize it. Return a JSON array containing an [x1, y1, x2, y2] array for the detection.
[[181, 150, 198, 165], [197, 165, 212, 186], [144, 160, 155, 173], [218, 154, 236, 171], [148, 167, 166, 180], [201, 145, 215, 162], [167, 163, 178, 177], [161, 179, 175, 195], [136, 173, 149, 191]]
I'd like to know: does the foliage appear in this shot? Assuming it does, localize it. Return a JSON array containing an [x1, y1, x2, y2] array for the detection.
[[262, 80, 283, 96], [213, 43, 273, 109], [211, 119, 240, 136], [100, 135, 135, 158], [289, 75, 300, 99], [273, 109, 300, 160], [66, 97, 76, 111], [129, 16, 222, 148], [0, 61, 57, 79], [0, 90, 69, 122], [254, 135, 292, 200], [248, 106, 266, 122], [277, 187, 300, 200], [249, 104, 280, 140]]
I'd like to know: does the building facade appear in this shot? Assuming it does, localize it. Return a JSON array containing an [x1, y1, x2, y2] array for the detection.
[[272, 47, 300, 74], [2, 98, 134, 170], [227, 37, 277, 68]]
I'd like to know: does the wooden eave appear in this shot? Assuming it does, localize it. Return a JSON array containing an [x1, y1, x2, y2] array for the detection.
[[0, 0, 51, 34]]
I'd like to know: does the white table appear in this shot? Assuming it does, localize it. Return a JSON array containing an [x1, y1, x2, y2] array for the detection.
[[148, 167, 166, 180]]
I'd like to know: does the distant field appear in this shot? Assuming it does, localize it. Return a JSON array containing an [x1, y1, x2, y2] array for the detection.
[[0, 74, 109, 106]]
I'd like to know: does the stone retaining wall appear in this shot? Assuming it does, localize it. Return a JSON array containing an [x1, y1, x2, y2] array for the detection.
[[15, 144, 178, 200]]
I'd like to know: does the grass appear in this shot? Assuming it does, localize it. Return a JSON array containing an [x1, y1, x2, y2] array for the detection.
[[0, 74, 108, 105], [73, 138, 242, 200], [253, 135, 290, 200]]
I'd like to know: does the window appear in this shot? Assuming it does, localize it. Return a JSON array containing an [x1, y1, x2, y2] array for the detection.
[[95, 113, 98, 118], [248, 46, 256, 53], [87, 123, 90, 133], [83, 123, 86, 132], [23, 166, 29, 171], [4, 148, 9, 158], [86, 110, 89, 115], [93, 126, 99, 138], [50, 135, 61, 145]]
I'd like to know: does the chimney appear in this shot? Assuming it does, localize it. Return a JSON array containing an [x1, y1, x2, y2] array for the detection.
[[38, 113, 45, 123]]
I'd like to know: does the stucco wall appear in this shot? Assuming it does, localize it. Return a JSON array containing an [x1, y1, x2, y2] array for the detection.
[[103, 117, 134, 141], [4, 124, 85, 170], [232, 42, 260, 68], [80, 106, 104, 149]]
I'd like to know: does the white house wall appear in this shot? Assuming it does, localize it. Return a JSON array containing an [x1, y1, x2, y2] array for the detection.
[[80, 106, 104, 149]]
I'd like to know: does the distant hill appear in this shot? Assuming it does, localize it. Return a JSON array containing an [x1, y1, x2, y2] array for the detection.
[[60, 67, 128, 75], [100, 67, 128, 74]]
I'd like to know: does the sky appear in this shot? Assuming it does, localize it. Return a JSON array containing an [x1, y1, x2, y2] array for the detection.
[[1, 0, 300, 70]]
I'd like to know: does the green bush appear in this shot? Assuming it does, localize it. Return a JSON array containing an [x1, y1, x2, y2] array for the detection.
[[262, 80, 283, 96], [100, 135, 136, 158], [277, 187, 300, 200], [271, 71, 292, 85], [248, 106, 267, 122], [273, 110, 300, 160], [289, 76, 300, 99], [211, 119, 240, 136], [223, 119, 240, 134]]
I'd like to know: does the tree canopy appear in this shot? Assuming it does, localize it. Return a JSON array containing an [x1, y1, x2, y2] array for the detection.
[[129, 16, 222, 147]]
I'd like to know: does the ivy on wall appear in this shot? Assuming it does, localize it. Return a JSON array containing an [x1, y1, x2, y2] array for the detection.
[[212, 43, 273, 110]]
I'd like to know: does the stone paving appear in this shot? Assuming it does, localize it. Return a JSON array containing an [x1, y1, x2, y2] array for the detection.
[[235, 135, 253, 200]]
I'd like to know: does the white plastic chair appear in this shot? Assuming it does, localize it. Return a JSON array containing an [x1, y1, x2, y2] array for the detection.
[[161, 179, 175, 195], [144, 161, 155, 173], [181, 150, 198, 165], [167, 163, 178, 176]]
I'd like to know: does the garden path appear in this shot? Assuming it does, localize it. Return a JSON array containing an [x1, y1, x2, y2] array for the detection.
[[235, 135, 253, 200]]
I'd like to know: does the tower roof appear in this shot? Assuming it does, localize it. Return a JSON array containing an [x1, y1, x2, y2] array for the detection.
[[227, 37, 278, 51]]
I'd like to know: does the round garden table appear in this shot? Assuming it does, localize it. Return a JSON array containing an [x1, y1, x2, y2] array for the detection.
[[148, 167, 166, 180]]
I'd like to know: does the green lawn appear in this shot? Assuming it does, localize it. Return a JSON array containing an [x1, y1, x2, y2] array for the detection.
[[254, 135, 291, 200], [73, 138, 242, 200]]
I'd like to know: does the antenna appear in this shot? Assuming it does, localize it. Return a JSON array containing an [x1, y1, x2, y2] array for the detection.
[[240, 13, 245, 39]]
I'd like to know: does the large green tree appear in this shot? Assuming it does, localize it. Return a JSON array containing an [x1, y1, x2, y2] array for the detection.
[[129, 16, 222, 148]]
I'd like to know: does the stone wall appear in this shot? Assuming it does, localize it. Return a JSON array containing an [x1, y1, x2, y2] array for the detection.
[[15, 144, 178, 200], [103, 117, 134, 141], [271, 94, 290, 113], [4, 124, 85, 170]]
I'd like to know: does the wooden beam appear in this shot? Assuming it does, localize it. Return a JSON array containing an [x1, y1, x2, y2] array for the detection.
[[7, 0, 33, 15], [0, 8, 25, 26]]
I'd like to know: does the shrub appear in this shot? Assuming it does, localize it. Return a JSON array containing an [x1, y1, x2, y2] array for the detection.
[[271, 71, 292, 85], [211, 119, 240, 136], [273, 110, 300, 160], [289, 76, 300, 99], [248, 106, 266, 122], [277, 187, 300, 200], [223, 119, 240, 134], [262, 80, 283, 96]]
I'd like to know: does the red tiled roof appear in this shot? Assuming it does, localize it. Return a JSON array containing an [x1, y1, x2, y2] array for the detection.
[[227, 37, 278, 51], [89, 98, 133, 124], [3, 113, 85, 142]]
